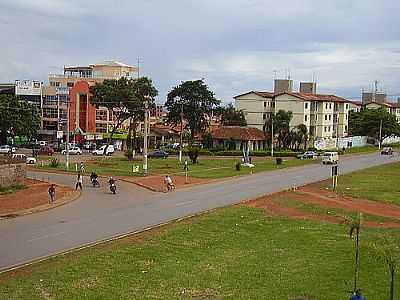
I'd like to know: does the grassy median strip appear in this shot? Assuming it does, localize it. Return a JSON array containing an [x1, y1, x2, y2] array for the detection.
[[330, 162, 400, 204], [36, 156, 317, 179], [0, 206, 398, 300]]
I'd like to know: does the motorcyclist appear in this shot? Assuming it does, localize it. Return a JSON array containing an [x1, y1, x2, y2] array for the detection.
[[90, 171, 98, 181], [108, 176, 116, 194], [108, 176, 115, 185]]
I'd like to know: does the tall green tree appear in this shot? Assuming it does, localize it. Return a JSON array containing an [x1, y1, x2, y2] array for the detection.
[[0, 94, 40, 145], [90, 77, 158, 155], [217, 103, 247, 126], [165, 80, 220, 142], [264, 110, 293, 149], [348, 108, 400, 145]]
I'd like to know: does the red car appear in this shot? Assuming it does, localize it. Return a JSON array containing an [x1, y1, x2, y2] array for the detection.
[[38, 146, 54, 156]]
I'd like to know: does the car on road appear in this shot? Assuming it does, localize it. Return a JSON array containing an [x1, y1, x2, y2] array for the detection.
[[62, 146, 82, 155], [148, 150, 168, 159], [296, 151, 317, 159], [0, 145, 16, 154], [12, 153, 37, 164], [322, 151, 339, 164], [92, 145, 115, 156], [381, 147, 393, 155], [38, 146, 55, 156]]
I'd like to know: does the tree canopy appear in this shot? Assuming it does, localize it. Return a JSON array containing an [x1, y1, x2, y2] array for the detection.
[[264, 110, 293, 149], [0, 94, 41, 145], [348, 108, 400, 145], [90, 77, 158, 152], [216, 103, 247, 126], [165, 80, 220, 141]]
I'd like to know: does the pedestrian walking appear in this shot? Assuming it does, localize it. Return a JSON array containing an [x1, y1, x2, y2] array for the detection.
[[79, 162, 85, 174], [48, 184, 56, 203], [183, 159, 188, 171], [76, 173, 83, 190]]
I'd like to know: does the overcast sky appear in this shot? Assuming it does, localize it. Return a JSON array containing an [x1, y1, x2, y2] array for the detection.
[[1, 0, 399, 103]]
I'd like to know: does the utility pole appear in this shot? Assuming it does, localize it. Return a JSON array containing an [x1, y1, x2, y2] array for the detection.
[[66, 100, 70, 170], [143, 101, 148, 175], [179, 101, 183, 163], [271, 113, 274, 158], [379, 119, 383, 149]]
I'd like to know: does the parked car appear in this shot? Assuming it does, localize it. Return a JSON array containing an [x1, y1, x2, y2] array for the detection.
[[61, 146, 82, 155], [381, 147, 393, 155], [148, 150, 169, 159], [0, 145, 16, 154], [92, 145, 115, 156], [12, 153, 37, 164], [322, 151, 339, 164], [38, 141, 47, 147], [38, 146, 54, 156], [296, 151, 317, 159]]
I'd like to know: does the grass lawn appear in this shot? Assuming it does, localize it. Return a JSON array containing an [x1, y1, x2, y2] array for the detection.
[[332, 162, 400, 204], [36, 156, 317, 179], [342, 145, 379, 155], [0, 184, 26, 195], [0, 206, 398, 300]]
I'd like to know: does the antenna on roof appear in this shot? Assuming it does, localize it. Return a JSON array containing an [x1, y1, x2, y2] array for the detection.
[[287, 68, 291, 80], [273, 70, 277, 80]]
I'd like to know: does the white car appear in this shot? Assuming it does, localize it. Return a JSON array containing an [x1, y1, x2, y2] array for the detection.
[[62, 146, 82, 155], [0, 145, 16, 154], [11, 153, 37, 164], [322, 151, 339, 164], [92, 145, 115, 156]]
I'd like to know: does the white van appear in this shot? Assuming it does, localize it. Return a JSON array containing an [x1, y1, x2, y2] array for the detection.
[[92, 145, 115, 156], [322, 151, 339, 164]]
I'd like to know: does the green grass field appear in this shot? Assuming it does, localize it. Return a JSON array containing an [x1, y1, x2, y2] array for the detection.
[[0, 207, 397, 300], [333, 162, 400, 204], [37, 156, 317, 179]]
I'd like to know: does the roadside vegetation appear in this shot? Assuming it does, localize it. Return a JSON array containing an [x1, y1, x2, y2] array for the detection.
[[0, 184, 26, 195], [35, 156, 317, 179]]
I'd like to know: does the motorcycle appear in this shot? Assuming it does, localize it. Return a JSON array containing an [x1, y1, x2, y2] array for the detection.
[[91, 177, 100, 188], [109, 182, 116, 194]]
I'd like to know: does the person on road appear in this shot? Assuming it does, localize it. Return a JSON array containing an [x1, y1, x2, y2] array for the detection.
[[76, 173, 83, 190], [164, 175, 175, 192], [350, 289, 366, 300], [79, 162, 85, 174], [48, 184, 56, 203], [108, 176, 115, 186], [90, 171, 99, 187], [184, 159, 188, 171]]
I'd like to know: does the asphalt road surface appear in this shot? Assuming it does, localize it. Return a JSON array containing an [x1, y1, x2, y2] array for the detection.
[[0, 152, 399, 271]]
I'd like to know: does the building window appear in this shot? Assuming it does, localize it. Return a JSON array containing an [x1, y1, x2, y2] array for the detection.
[[325, 103, 328, 109], [346, 103, 349, 109], [305, 102, 308, 109], [95, 123, 107, 133], [329, 115, 331, 121], [329, 103, 332, 109], [328, 126, 330, 132], [43, 108, 58, 119], [345, 125, 348, 132], [315, 115, 318, 121], [67, 82, 74, 87], [96, 109, 108, 121], [324, 126, 327, 132], [263, 113, 267, 120], [305, 115, 308, 122], [325, 115, 328, 121], [264, 102, 267, 108]]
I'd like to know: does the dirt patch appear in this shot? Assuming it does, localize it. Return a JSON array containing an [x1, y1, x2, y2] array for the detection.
[[0, 179, 79, 218], [118, 175, 216, 192], [245, 181, 400, 228]]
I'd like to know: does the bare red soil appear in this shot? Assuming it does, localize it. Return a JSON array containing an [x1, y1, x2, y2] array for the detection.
[[245, 181, 400, 228]]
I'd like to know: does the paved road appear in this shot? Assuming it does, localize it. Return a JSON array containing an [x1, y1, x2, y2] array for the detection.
[[0, 152, 399, 271]]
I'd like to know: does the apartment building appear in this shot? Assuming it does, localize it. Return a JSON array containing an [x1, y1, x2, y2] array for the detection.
[[40, 61, 137, 141], [234, 79, 352, 142]]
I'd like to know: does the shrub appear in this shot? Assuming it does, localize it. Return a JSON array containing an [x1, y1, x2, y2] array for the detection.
[[188, 147, 199, 164], [49, 157, 59, 168], [235, 162, 241, 171], [276, 157, 283, 165]]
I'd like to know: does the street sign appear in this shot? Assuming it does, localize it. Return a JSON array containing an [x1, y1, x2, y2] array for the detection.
[[331, 165, 338, 176], [56, 131, 63, 139]]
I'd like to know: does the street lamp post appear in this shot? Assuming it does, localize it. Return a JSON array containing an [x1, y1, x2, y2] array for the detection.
[[179, 101, 183, 163], [143, 101, 149, 175], [65, 100, 70, 170]]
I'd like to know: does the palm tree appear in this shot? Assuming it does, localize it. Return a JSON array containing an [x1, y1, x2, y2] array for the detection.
[[297, 124, 308, 150], [372, 234, 399, 300], [349, 213, 362, 293]]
